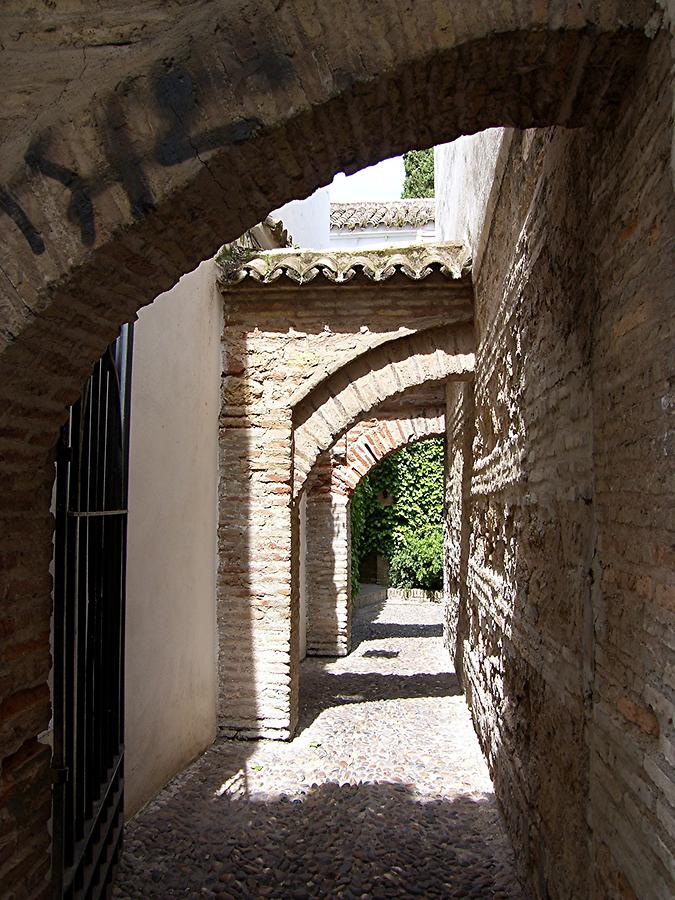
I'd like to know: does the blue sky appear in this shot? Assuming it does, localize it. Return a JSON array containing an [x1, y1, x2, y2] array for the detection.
[[329, 156, 405, 202]]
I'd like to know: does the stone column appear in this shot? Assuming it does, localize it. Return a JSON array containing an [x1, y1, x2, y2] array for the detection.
[[305, 481, 352, 657], [218, 413, 296, 739]]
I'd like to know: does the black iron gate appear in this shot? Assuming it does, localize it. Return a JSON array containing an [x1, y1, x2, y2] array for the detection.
[[52, 325, 133, 899]]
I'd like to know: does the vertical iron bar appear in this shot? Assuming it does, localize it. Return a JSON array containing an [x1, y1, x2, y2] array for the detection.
[[53, 325, 133, 899]]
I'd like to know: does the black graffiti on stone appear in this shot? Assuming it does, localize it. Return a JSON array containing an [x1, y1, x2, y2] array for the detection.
[[3, 61, 270, 255], [0, 189, 46, 255], [102, 93, 156, 218], [25, 137, 96, 246], [153, 63, 263, 167]]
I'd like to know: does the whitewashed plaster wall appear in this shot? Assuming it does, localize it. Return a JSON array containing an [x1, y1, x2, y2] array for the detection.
[[273, 186, 331, 248], [328, 222, 436, 249], [435, 129, 508, 268], [125, 259, 221, 817]]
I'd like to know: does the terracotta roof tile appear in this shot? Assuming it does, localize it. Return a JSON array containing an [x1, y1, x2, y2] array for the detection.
[[330, 200, 435, 230]]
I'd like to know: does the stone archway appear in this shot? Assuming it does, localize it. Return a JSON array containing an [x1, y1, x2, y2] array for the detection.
[[303, 390, 446, 659], [0, 5, 671, 897], [216, 244, 474, 740], [0, 5, 654, 490], [293, 324, 472, 494]]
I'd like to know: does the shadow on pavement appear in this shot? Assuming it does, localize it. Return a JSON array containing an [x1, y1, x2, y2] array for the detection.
[[116, 780, 524, 899], [298, 670, 462, 731]]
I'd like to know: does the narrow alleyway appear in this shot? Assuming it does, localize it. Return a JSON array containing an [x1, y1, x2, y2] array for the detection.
[[114, 601, 523, 898]]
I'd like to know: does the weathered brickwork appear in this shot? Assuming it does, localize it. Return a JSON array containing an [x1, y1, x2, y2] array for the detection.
[[293, 324, 473, 493], [0, 4, 668, 896], [446, 34, 674, 900], [443, 380, 474, 682], [328, 405, 445, 498], [304, 473, 351, 658], [218, 257, 473, 739], [303, 395, 445, 659], [585, 34, 674, 900]]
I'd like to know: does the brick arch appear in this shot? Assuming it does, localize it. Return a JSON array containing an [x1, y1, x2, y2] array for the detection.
[[293, 323, 473, 495], [303, 409, 445, 658], [331, 411, 446, 498], [0, 4, 654, 473]]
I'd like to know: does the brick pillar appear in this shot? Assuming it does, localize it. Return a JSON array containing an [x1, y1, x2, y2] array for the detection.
[[444, 379, 474, 683], [218, 415, 297, 739], [305, 483, 352, 657]]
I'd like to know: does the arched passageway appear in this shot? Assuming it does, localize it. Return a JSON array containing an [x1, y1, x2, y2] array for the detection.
[[0, 5, 672, 898], [302, 392, 446, 658], [293, 324, 472, 494], [216, 244, 473, 740], [0, 3, 654, 429]]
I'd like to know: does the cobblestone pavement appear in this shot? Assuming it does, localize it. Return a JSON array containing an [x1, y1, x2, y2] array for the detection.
[[114, 601, 525, 899]]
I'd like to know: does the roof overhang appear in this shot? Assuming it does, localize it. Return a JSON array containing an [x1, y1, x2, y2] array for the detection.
[[330, 199, 435, 231], [216, 242, 471, 289]]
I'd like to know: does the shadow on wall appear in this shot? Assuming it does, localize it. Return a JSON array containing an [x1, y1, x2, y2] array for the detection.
[[115, 779, 522, 898]]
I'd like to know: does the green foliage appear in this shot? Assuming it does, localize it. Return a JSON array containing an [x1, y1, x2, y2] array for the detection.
[[349, 475, 372, 599], [350, 438, 444, 594], [401, 148, 434, 198], [389, 526, 444, 590]]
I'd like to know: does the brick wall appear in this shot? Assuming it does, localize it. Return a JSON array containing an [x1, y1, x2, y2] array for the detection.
[[305, 485, 352, 658], [218, 273, 472, 738], [445, 33, 674, 899], [586, 32, 674, 899], [443, 381, 473, 682]]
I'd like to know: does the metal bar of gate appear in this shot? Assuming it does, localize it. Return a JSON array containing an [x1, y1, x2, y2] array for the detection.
[[52, 325, 133, 899]]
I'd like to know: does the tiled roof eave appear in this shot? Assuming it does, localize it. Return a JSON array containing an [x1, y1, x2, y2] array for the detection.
[[330, 199, 435, 231], [217, 243, 471, 288]]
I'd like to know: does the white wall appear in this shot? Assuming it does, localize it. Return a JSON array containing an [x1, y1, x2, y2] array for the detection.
[[328, 222, 436, 250], [435, 129, 509, 267], [273, 186, 331, 248], [125, 259, 221, 817]]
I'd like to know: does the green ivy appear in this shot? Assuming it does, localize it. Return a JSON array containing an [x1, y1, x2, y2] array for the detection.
[[350, 438, 444, 595], [401, 148, 434, 198], [349, 475, 372, 598], [389, 526, 443, 590]]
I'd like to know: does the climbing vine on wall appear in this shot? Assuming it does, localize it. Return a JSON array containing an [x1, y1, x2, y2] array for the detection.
[[401, 148, 435, 198], [350, 438, 444, 595]]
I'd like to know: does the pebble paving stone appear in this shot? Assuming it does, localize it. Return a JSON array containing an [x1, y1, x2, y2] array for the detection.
[[114, 601, 525, 898]]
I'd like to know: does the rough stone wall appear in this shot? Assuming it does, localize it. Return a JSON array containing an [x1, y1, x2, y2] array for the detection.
[[446, 34, 674, 900], [470, 124, 596, 896], [585, 34, 674, 900]]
